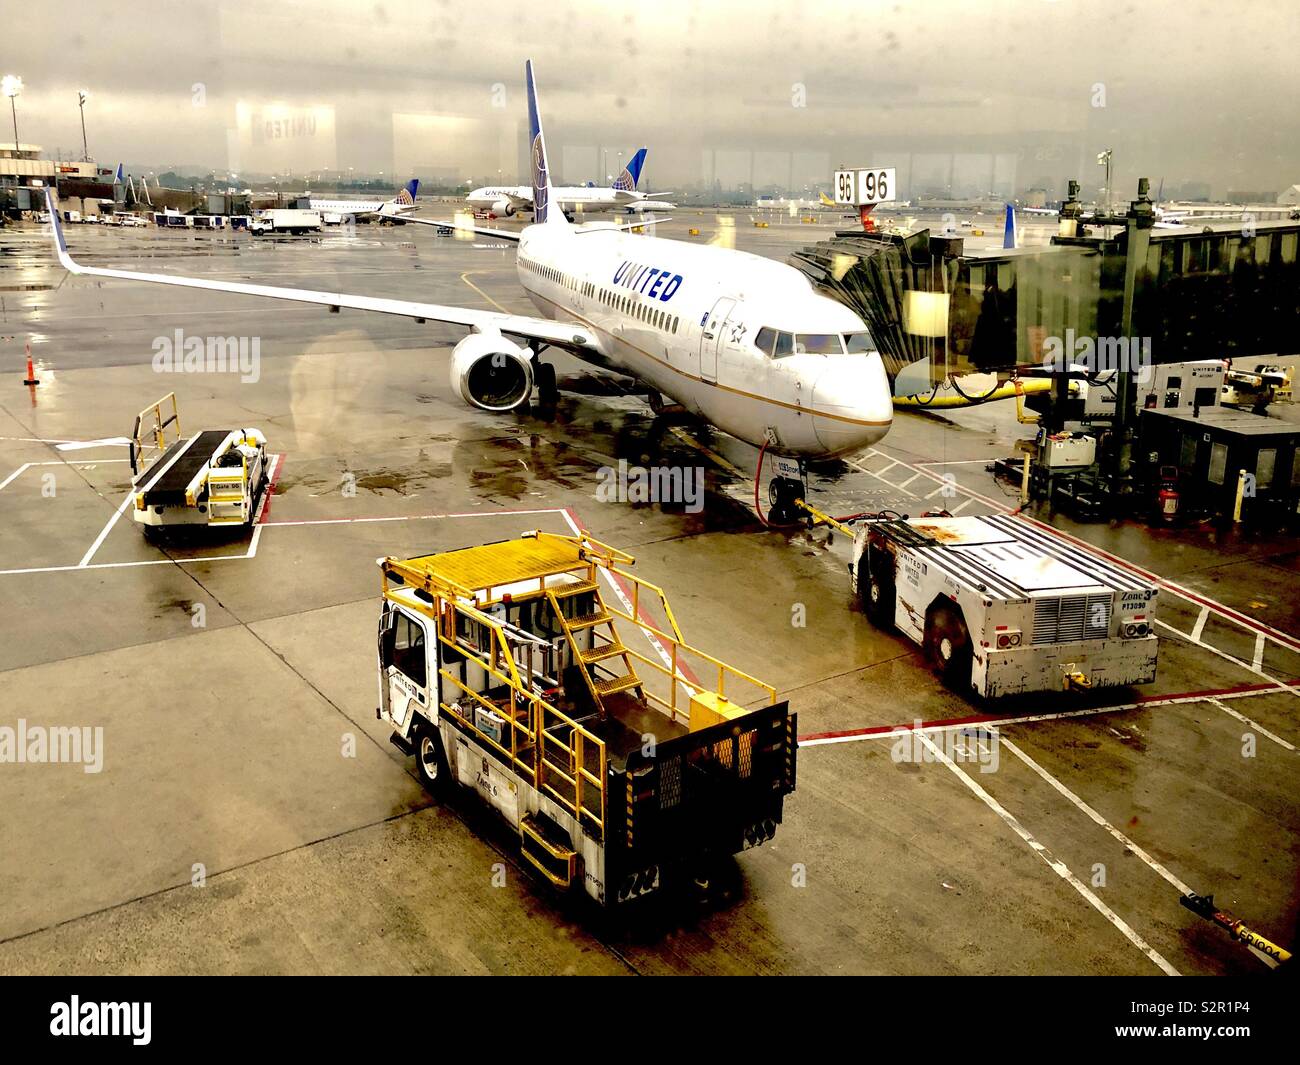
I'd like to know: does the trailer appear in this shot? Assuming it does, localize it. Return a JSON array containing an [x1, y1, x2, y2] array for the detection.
[[376, 531, 797, 907], [129, 393, 269, 532], [850, 513, 1159, 698]]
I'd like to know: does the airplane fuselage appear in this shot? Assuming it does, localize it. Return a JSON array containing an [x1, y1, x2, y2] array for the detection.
[[513, 223, 892, 458]]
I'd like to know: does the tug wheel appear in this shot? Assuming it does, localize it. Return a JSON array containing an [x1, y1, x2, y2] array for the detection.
[[925, 604, 973, 690]]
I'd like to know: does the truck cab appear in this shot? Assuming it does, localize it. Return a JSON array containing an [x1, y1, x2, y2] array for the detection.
[[376, 531, 797, 907]]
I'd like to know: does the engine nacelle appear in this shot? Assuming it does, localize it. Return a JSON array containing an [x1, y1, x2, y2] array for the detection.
[[492, 199, 516, 217], [450, 333, 533, 412]]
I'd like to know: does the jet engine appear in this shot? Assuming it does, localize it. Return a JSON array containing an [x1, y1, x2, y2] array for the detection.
[[449, 333, 533, 411], [492, 199, 517, 217]]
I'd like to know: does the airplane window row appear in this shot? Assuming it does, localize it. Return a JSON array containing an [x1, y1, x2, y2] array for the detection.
[[754, 327, 877, 358], [595, 286, 680, 335]]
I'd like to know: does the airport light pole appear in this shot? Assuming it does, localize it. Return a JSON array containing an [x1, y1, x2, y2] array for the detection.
[[1097, 148, 1113, 217], [78, 90, 90, 161], [2, 75, 22, 155]]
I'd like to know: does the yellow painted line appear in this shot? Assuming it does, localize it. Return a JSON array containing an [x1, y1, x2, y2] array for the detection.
[[460, 271, 513, 314], [669, 427, 747, 478]]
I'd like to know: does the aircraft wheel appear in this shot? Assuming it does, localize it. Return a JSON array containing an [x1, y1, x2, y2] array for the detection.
[[535, 362, 558, 408]]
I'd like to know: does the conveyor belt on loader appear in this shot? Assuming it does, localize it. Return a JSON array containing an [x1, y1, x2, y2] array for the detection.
[[136, 429, 235, 506]]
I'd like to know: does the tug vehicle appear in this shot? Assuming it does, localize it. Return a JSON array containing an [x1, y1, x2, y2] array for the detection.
[[850, 513, 1159, 698], [129, 393, 269, 532], [376, 531, 797, 907]]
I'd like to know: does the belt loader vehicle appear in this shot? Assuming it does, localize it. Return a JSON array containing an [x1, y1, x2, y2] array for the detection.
[[129, 393, 269, 533], [851, 513, 1158, 698], [376, 531, 797, 908]]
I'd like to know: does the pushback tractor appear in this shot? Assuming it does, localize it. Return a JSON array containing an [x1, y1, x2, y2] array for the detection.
[[376, 531, 797, 907], [851, 513, 1159, 698]]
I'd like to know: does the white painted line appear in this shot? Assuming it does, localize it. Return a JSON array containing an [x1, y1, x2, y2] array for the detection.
[[800, 684, 1285, 747], [263, 508, 565, 528], [1156, 620, 1299, 699], [1253, 632, 1265, 673], [248, 524, 263, 558], [56, 437, 132, 451], [1207, 697, 1296, 753], [896, 473, 922, 490], [78, 490, 135, 568], [916, 731, 1181, 976], [0, 463, 32, 492], [1000, 735, 1194, 896], [924, 483, 949, 499], [1190, 606, 1209, 643], [874, 460, 900, 476], [948, 497, 975, 514], [916, 458, 999, 466]]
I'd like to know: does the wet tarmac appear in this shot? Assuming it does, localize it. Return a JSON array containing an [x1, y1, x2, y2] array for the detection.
[[0, 212, 1295, 974]]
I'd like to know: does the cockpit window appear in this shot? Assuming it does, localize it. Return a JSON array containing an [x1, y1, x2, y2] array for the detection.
[[756, 327, 796, 358], [844, 331, 876, 353], [795, 334, 845, 355]]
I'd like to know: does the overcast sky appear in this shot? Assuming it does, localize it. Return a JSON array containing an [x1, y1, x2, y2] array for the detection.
[[7, 0, 1299, 197]]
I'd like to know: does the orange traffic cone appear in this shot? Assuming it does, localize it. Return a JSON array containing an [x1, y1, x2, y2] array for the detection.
[[23, 341, 39, 386]]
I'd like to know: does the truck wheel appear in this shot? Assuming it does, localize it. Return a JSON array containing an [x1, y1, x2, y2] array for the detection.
[[925, 605, 973, 690], [862, 566, 894, 629], [414, 724, 450, 796]]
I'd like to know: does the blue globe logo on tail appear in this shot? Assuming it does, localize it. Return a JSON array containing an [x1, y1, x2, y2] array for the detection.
[[612, 148, 647, 192]]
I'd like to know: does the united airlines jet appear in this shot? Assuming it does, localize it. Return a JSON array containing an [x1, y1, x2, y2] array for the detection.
[[44, 62, 891, 479]]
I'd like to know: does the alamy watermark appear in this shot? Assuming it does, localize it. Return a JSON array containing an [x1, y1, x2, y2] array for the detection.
[[596, 459, 704, 513], [1042, 328, 1152, 384], [152, 328, 260, 383], [892, 724, 999, 773], [0, 719, 104, 773]]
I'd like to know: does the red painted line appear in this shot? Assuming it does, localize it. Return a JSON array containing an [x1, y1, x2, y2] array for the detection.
[[260, 506, 566, 526], [254, 453, 285, 524], [562, 506, 704, 688], [797, 679, 1280, 743]]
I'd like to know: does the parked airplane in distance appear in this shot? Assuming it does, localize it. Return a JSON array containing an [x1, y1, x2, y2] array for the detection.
[[465, 148, 677, 219], [309, 179, 420, 224]]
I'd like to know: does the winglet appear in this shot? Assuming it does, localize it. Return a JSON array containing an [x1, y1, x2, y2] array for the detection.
[[525, 59, 562, 225], [44, 189, 80, 274], [614, 148, 648, 191]]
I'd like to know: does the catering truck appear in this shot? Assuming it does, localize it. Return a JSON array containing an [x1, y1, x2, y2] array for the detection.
[[249, 208, 321, 235], [376, 531, 797, 907], [851, 513, 1159, 698]]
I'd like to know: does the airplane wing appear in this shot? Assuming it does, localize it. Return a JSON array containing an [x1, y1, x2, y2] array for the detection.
[[43, 190, 596, 352], [398, 213, 523, 241]]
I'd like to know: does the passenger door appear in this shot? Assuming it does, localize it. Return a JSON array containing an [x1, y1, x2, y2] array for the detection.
[[699, 297, 736, 384], [379, 607, 430, 734]]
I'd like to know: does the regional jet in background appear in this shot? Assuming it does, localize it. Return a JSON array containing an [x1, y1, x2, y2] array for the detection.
[[45, 62, 890, 497], [465, 148, 678, 219], [308, 179, 420, 224]]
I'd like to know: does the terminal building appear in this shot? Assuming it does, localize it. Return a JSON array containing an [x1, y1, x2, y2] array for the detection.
[[0, 144, 117, 217]]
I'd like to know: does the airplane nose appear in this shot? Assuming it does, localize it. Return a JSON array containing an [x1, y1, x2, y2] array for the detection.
[[810, 354, 893, 455]]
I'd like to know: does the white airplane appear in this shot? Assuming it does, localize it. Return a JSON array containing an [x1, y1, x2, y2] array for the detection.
[[466, 148, 677, 219], [44, 61, 890, 509], [309, 179, 420, 224]]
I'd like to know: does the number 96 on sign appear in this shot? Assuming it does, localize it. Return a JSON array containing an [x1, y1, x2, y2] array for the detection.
[[834, 168, 895, 206]]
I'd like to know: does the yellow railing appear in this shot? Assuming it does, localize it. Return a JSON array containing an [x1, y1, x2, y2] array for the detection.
[[130, 391, 180, 476], [396, 589, 607, 835]]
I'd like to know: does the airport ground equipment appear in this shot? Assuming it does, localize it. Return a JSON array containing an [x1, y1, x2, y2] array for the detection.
[[1180, 893, 1292, 968], [850, 514, 1159, 698], [249, 208, 321, 235], [129, 393, 268, 530], [1137, 406, 1300, 528], [375, 531, 797, 907]]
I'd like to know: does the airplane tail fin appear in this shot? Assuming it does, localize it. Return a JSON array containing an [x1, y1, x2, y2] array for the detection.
[[114, 163, 125, 184], [396, 178, 419, 206], [819, 190, 835, 207], [1002, 203, 1019, 249], [613, 147, 648, 191], [525, 60, 564, 226]]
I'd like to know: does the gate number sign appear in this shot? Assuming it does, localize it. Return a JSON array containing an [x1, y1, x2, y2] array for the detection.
[[834, 168, 896, 206]]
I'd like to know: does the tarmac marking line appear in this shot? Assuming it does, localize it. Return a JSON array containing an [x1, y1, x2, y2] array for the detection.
[[1207, 697, 1297, 752], [1190, 606, 1209, 642], [78, 490, 135, 568], [917, 730, 1181, 976]]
